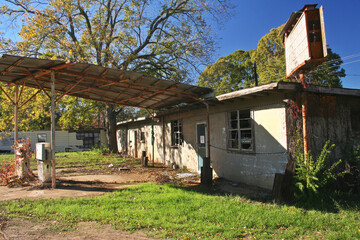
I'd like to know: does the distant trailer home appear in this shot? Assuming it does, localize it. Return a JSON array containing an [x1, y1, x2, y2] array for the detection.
[[117, 82, 360, 190], [0, 129, 107, 153]]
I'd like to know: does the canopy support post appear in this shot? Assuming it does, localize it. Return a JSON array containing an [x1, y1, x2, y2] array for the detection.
[[200, 101, 212, 186], [14, 84, 19, 157], [51, 71, 56, 188]]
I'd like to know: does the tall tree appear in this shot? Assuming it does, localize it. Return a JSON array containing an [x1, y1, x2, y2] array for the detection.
[[198, 50, 255, 95], [0, 0, 231, 152], [251, 25, 286, 84]]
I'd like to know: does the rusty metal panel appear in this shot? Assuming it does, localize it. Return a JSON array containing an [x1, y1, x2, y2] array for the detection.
[[0, 55, 212, 110]]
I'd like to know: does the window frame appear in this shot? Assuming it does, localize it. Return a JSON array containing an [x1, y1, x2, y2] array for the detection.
[[171, 120, 183, 146], [227, 109, 254, 152]]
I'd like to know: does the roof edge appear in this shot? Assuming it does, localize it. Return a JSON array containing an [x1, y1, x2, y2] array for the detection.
[[216, 82, 283, 101]]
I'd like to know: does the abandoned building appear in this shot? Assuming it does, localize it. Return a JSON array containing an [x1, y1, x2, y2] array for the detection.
[[117, 81, 360, 190], [0, 129, 107, 153]]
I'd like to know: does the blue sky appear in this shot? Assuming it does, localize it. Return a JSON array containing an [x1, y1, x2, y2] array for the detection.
[[1, 1, 359, 89], [214, 0, 360, 89]]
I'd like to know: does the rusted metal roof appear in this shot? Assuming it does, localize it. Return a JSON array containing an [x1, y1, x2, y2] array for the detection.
[[0, 55, 212, 109]]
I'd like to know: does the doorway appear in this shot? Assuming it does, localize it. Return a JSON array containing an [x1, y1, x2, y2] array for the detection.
[[134, 131, 138, 158], [196, 123, 207, 173]]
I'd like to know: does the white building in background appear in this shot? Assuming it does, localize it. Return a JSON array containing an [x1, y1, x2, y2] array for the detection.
[[0, 129, 107, 153]]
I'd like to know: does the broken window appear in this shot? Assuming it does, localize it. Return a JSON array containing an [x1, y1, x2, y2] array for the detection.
[[227, 109, 253, 151], [171, 120, 183, 146]]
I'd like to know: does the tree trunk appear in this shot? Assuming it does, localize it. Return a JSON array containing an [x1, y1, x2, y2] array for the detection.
[[105, 103, 118, 153]]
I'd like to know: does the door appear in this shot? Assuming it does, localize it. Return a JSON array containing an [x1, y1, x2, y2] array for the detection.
[[196, 123, 207, 173], [134, 131, 138, 158]]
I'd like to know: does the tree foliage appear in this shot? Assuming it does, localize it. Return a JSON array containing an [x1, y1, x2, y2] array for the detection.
[[0, 0, 231, 150], [306, 48, 345, 87], [251, 25, 286, 84], [1, 0, 230, 81], [198, 50, 255, 95], [0, 86, 51, 131], [57, 96, 104, 130], [199, 25, 346, 95]]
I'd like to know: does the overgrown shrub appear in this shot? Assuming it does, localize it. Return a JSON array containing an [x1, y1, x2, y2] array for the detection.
[[337, 144, 360, 193], [294, 140, 342, 200], [0, 160, 17, 185]]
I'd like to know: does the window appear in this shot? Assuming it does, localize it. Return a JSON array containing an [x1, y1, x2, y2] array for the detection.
[[140, 132, 145, 142], [227, 109, 253, 151], [37, 133, 47, 143], [171, 120, 183, 146], [76, 132, 100, 149]]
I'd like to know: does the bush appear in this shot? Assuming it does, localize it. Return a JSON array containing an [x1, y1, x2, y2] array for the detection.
[[0, 160, 17, 185], [337, 144, 360, 193], [294, 140, 342, 200]]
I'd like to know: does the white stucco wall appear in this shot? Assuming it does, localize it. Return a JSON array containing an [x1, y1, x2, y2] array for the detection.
[[210, 104, 288, 190], [117, 96, 289, 190]]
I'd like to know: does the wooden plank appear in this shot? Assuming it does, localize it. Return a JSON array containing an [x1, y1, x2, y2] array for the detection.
[[319, 6, 328, 58]]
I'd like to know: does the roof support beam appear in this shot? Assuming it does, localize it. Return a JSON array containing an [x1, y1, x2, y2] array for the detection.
[[0, 86, 15, 105], [55, 77, 85, 103]]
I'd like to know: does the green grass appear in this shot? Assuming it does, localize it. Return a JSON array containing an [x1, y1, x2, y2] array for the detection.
[[0, 154, 13, 162], [1, 183, 359, 239], [0, 149, 126, 171], [54, 150, 126, 169]]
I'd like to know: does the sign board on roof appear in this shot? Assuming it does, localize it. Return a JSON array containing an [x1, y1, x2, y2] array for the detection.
[[282, 5, 327, 78]]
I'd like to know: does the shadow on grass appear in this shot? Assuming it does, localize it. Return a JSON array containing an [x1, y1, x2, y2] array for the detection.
[[56, 179, 139, 193], [166, 178, 273, 203], [291, 190, 360, 213], [162, 181, 360, 213]]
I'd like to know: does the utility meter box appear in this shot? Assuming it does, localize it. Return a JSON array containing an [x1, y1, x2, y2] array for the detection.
[[36, 142, 51, 183]]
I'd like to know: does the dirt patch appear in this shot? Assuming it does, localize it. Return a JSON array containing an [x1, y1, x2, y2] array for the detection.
[[0, 164, 199, 201], [0, 160, 271, 240], [0, 217, 161, 240], [0, 163, 196, 239]]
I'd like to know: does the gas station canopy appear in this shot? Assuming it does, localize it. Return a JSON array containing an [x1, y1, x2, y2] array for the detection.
[[0, 55, 212, 109]]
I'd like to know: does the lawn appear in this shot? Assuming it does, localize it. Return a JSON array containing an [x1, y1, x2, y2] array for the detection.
[[0, 149, 127, 171], [0, 184, 359, 239], [0, 150, 359, 239]]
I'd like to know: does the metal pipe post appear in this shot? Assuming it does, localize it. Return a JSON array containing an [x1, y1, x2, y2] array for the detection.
[[51, 71, 56, 188], [14, 85, 19, 144]]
